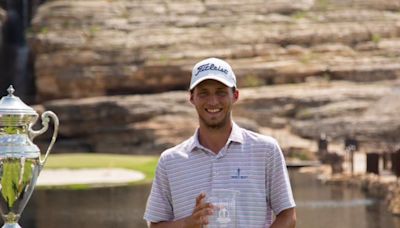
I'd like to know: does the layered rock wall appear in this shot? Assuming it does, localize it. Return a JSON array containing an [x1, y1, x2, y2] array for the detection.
[[30, 0, 400, 100], [34, 80, 399, 154], [23, 0, 399, 156]]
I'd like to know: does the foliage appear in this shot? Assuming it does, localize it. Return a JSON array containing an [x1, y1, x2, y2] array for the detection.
[[316, 0, 330, 10], [292, 11, 308, 20], [371, 34, 381, 44], [285, 148, 316, 161], [242, 74, 264, 87]]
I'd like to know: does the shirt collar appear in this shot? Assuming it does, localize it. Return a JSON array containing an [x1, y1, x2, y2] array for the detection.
[[188, 121, 244, 153]]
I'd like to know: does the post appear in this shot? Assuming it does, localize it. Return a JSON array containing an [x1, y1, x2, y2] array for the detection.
[[366, 153, 380, 175], [318, 133, 328, 157], [345, 136, 358, 176], [391, 150, 400, 178]]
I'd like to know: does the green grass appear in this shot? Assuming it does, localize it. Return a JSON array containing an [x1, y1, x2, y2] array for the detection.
[[40, 153, 159, 189]]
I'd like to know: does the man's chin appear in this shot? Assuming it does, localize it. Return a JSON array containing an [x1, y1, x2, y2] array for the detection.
[[204, 120, 227, 129], [199, 114, 231, 130]]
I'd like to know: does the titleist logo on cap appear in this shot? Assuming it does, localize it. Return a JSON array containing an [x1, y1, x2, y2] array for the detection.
[[194, 63, 229, 77]]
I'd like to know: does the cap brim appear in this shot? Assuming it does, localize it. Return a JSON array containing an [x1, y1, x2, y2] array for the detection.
[[189, 75, 235, 90]]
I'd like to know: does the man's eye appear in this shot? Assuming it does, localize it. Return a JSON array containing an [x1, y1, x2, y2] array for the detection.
[[217, 91, 227, 96]]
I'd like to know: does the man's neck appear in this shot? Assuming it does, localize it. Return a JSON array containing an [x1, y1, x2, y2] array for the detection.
[[198, 121, 233, 154]]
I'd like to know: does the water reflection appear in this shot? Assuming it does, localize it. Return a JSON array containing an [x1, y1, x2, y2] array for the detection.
[[289, 170, 400, 228], [297, 199, 375, 208]]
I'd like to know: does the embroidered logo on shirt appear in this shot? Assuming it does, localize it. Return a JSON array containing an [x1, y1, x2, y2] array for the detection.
[[231, 168, 248, 179]]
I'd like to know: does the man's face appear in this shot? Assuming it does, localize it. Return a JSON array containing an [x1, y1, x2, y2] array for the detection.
[[190, 80, 239, 129]]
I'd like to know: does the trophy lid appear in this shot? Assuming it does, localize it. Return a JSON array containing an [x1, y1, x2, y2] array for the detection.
[[0, 85, 37, 116], [0, 85, 38, 126]]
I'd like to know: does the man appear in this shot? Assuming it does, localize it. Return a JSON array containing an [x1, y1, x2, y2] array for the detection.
[[144, 57, 296, 227]]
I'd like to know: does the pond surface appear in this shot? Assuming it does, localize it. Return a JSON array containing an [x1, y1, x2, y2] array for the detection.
[[11, 170, 400, 228], [290, 170, 400, 228]]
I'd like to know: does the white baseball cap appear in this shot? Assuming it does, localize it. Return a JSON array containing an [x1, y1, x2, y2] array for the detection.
[[190, 57, 237, 90]]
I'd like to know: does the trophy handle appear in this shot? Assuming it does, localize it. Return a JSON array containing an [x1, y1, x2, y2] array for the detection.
[[28, 111, 59, 166]]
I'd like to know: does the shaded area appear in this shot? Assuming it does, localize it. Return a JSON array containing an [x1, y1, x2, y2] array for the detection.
[[289, 169, 400, 228], [0, 0, 46, 103]]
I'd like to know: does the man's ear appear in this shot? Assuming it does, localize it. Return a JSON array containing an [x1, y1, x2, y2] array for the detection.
[[233, 89, 239, 102], [189, 91, 194, 104]]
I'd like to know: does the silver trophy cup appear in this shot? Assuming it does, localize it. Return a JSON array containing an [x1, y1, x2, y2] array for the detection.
[[0, 86, 59, 228]]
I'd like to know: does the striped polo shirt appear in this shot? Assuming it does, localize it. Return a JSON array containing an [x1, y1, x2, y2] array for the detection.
[[144, 122, 296, 227]]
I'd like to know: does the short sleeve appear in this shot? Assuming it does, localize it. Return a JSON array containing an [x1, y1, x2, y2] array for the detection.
[[266, 141, 296, 215], [143, 155, 174, 222]]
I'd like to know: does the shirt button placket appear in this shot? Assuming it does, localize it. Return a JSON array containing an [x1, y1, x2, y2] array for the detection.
[[211, 157, 218, 189]]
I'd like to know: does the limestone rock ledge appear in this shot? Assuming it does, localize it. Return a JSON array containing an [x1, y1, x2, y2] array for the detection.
[[33, 80, 399, 155], [29, 0, 400, 101]]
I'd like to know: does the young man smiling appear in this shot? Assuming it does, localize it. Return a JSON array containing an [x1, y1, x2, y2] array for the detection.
[[144, 57, 296, 228]]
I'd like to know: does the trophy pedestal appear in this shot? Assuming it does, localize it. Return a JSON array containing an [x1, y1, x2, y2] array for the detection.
[[2, 224, 21, 228]]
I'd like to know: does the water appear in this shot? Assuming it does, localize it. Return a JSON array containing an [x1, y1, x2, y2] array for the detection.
[[10, 170, 400, 228], [290, 170, 400, 228]]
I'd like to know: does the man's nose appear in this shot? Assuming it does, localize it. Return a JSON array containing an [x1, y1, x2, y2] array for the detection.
[[207, 94, 218, 105]]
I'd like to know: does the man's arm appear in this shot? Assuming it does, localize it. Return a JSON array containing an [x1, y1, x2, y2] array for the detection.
[[149, 218, 186, 228], [149, 193, 214, 228], [270, 207, 296, 228]]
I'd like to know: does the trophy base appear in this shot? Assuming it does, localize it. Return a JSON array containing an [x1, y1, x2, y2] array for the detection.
[[2, 224, 21, 228]]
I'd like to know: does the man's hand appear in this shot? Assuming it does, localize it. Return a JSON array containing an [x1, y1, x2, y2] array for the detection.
[[183, 193, 214, 227], [150, 193, 214, 228]]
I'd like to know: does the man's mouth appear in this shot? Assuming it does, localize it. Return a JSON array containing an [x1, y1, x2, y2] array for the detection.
[[206, 108, 222, 113]]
